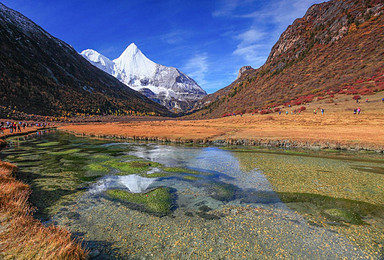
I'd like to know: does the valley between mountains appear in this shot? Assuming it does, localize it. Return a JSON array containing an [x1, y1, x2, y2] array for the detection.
[[1, 0, 384, 259]]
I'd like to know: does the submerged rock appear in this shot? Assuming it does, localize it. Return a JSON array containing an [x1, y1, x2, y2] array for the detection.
[[105, 187, 174, 216], [89, 249, 101, 258]]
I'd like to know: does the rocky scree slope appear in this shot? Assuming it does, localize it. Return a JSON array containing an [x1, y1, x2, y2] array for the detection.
[[0, 3, 172, 117], [192, 0, 384, 118]]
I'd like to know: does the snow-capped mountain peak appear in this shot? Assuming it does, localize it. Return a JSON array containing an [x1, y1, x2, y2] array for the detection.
[[113, 43, 157, 78], [80, 49, 114, 75], [81, 43, 207, 112]]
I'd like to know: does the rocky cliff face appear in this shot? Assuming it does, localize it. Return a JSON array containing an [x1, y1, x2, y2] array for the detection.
[[191, 0, 384, 118], [237, 66, 253, 80], [266, 0, 384, 73], [81, 44, 207, 112], [0, 3, 172, 118]]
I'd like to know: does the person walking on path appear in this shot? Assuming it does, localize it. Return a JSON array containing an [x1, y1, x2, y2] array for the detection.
[[321, 108, 324, 115]]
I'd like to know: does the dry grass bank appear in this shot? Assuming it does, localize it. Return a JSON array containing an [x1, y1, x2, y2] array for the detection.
[[0, 161, 86, 259], [60, 94, 384, 151]]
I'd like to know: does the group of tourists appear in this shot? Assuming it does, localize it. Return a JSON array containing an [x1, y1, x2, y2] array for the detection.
[[312, 109, 325, 115], [353, 108, 362, 114], [0, 121, 50, 135], [0, 121, 25, 134]]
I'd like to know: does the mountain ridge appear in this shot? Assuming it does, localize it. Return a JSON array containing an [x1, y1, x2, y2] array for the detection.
[[191, 0, 384, 118], [0, 3, 172, 118], [81, 44, 207, 112]]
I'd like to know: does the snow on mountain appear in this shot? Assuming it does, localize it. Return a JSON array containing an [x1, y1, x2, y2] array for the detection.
[[0, 3, 171, 117], [81, 49, 115, 75], [113, 43, 157, 79], [81, 43, 207, 112]]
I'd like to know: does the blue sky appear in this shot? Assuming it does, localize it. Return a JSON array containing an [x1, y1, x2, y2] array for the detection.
[[2, 0, 322, 93]]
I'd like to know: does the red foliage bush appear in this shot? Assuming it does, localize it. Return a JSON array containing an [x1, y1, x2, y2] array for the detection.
[[299, 106, 306, 111], [346, 89, 358, 94], [352, 95, 361, 100], [274, 107, 280, 112], [291, 94, 316, 106], [359, 88, 374, 95], [376, 82, 384, 91]]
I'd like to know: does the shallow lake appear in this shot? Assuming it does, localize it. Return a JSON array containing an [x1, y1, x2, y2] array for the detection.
[[1, 130, 384, 259]]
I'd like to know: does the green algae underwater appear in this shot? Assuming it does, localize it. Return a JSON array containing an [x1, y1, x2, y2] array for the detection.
[[1, 132, 211, 218], [1, 131, 384, 259]]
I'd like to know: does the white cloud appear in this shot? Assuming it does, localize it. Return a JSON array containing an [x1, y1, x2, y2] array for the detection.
[[236, 28, 266, 45], [183, 54, 209, 86], [212, 0, 243, 17], [232, 28, 269, 67], [161, 30, 185, 45], [238, 0, 321, 31], [233, 44, 268, 67]]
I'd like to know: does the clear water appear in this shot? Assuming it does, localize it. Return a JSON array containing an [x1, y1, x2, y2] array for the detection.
[[1, 131, 384, 259]]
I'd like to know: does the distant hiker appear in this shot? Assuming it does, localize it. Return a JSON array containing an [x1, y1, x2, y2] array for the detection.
[[321, 108, 324, 115], [17, 124, 21, 132], [354, 109, 357, 114], [382, 98, 384, 103], [279, 111, 281, 115], [286, 111, 288, 115], [357, 107, 361, 114], [313, 109, 317, 114], [366, 98, 368, 102]]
